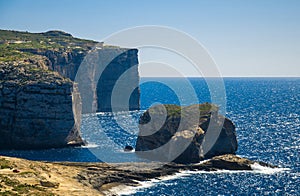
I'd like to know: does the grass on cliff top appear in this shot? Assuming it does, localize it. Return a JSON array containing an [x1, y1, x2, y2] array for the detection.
[[0, 29, 97, 62], [0, 29, 122, 63], [0, 29, 96, 46], [148, 103, 219, 117], [0, 175, 54, 196], [0, 158, 13, 170], [0, 62, 72, 86]]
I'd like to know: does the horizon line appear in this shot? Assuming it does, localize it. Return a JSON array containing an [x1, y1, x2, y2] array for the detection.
[[140, 76, 300, 78]]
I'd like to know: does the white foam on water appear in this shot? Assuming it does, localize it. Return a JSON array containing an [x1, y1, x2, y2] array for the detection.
[[79, 143, 99, 148], [122, 149, 136, 153], [193, 159, 211, 165], [250, 163, 290, 174], [103, 184, 138, 196], [113, 171, 191, 195], [109, 163, 291, 195]]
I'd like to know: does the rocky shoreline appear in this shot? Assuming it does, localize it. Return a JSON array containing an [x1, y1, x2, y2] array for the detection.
[[0, 154, 277, 195]]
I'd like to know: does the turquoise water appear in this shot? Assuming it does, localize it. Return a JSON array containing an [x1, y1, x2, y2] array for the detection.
[[0, 78, 299, 195]]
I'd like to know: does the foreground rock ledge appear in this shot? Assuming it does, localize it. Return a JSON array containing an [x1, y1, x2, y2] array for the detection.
[[0, 154, 276, 195]]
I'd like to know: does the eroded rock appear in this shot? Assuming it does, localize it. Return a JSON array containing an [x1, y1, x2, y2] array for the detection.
[[135, 104, 238, 163], [0, 63, 83, 149]]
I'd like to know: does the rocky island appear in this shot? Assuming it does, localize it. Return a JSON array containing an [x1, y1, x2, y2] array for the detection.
[[136, 103, 238, 163]]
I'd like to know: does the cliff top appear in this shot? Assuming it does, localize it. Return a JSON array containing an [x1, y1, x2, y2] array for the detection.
[[0, 29, 128, 85], [143, 103, 219, 119], [0, 29, 125, 62], [0, 29, 100, 62], [0, 62, 72, 86]]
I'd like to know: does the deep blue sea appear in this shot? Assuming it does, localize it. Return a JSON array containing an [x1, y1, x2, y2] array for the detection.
[[1, 77, 299, 195]]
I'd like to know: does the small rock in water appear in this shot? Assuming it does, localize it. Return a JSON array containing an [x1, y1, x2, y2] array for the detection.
[[124, 145, 134, 152]]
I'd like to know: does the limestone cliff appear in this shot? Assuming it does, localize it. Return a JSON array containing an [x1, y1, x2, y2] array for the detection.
[[14, 33, 140, 113], [0, 29, 140, 149], [0, 62, 82, 149]]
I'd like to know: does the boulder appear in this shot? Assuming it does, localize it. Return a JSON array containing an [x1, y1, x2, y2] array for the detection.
[[135, 103, 238, 163], [202, 154, 253, 170]]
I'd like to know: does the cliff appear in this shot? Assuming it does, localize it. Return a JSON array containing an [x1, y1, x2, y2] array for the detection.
[[0, 29, 140, 112], [0, 61, 82, 149], [0, 29, 140, 149]]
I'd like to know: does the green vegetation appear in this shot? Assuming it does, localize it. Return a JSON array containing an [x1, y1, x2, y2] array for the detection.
[[148, 103, 219, 118], [0, 29, 97, 62], [0, 175, 54, 195], [0, 158, 13, 170]]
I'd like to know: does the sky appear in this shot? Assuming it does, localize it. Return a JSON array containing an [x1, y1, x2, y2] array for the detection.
[[0, 0, 299, 77]]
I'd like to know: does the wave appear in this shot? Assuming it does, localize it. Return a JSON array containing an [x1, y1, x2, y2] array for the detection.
[[109, 163, 290, 196], [250, 163, 290, 174], [107, 171, 191, 196], [79, 143, 99, 148]]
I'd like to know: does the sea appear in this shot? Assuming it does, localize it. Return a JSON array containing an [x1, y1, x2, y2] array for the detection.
[[0, 77, 299, 195]]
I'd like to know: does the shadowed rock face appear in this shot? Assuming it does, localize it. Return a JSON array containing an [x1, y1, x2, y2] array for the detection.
[[135, 104, 238, 164], [0, 62, 83, 149], [96, 49, 140, 112], [26, 48, 140, 113]]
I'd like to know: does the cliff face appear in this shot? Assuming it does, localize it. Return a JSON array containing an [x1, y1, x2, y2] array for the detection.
[[0, 62, 83, 149], [22, 47, 140, 113], [20, 49, 86, 81], [97, 49, 140, 112], [0, 29, 140, 149]]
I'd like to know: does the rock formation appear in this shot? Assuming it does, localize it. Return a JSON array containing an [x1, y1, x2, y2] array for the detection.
[[0, 29, 140, 149], [135, 103, 238, 163], [0, 62, 83, 149], [0, 154, 277, 195], [96, 48, 140, 112]]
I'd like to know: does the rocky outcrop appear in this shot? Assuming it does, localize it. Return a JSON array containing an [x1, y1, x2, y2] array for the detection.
[[0, 62, 83, 149], [135, 103, 238, 163], [0, 155, 277, 195], [74, 154, 276, 194]]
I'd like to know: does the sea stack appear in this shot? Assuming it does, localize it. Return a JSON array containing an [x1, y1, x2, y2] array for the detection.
[[135, 103, 238, 163]]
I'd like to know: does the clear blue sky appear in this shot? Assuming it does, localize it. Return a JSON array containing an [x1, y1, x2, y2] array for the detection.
[[0, 0, 299, 77]]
